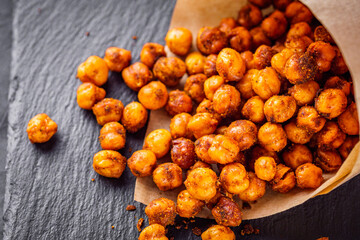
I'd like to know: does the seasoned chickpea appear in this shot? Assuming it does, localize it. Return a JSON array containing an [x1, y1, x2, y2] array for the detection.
[[185, 52, 205, 75], [228, 27, 252, 52], [241, 51, 255, 70], [249, 146, 280, 170], [121, 102, 148, 133], [196, 99, 222, 122], [103, 47, 131, 72], [201, 225, 235, 240], [241, 96, 265, 123], [138, 81, 169, 110], [152, 163, 182, 191], [239, 172, 266, 202], [138, 224, 168, 240], [196, 27, 227, 55], [284, 120, 313, 144], [273, 0, 293, 11], [288, 81, 320, 106], [216, 48, 246, 82], [339, 136, 359, 159], [225, 120, 257, 151], [253, 45, 277, 70], [188, 161, 212, 175], [127, 150, 157, 177], [27, 113, 57, 143], [331, 46, 349, 75], [219, 17, 238, 36], [284, 52, 318, 84], [203, 75, 225, 100], [140, 42, 166, 69], [195, 134, 216, 164], [165, 27, 192, 56], [204, 54, 218, 77], [171, 138, 196, 169], [337, 102, 359, 135], [92, 150, 126, 178], [212, 197, 242, 227], [251, 67, 281, 100], [165, 90, 193, 117], [215, 126, 228, 135], [187, 113, 218, 139], [287, 22, 312, 39], [261, 10, 288, 39], [282, 144, 312, 170], [208, 135, 240, 164], [153, 57, 186, 87], [258, 122, 287, 152], [184, 167, 218, 201], [237, 4, 262, 29], [295, 163, 323, 189], [220, 163, 249, 194], [296, 106, 326, 133], [143, 129, 172, 159], [264, 95, 296, 123], [324, 76, 351, 96], [271, 48, 296, 77], [235, 69, 257, 99], [92, 98, 124, 126], [145, 198, 176, 226], [315, 148, 342, 172], [122, 62, 153, 92], [169, 113, 193, 139], [249, 0, 271, 8], [176, 190, 205, 218], [270, 164, 296, 193], [212, 85, 241, 117], [284, 36, 313, 54], [76, 83, 106, 110], [315, 89, 347, 119], [184, 74, 207, 103], [314, 26, 335, 44], [254, 156, 276, 181], [250, 27, 272, 50], [99, 122, 126, 150], [307, 41, 336, 72], [285, 1, 313, 24], [315, 121, 346, 149], [76, 56, 108, 86]]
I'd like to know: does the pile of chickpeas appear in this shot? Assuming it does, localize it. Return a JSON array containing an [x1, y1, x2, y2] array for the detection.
[[26, 0, 359, 239]]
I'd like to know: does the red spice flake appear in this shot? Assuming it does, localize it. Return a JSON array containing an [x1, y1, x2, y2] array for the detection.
[[132, 36, 138, 40], [190, 219, 195, 223], [137, 218, 144, 232], [85, 32, 90, 36], [91, 178, 95, 182], [192, 227, 202, 236], [126, 205, 136, 211], [240, 224, 260, 236], [242, 201, 251, 210]]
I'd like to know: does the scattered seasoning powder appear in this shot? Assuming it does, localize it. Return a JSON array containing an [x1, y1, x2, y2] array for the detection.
[[137, 218, 144, 232], [85, 32, 90, 36], [91, 178, 95, 182], [240, 224, 260, 236], [132, 36, 138, 40], [192, 227, 202, 236], [126, 205, 136, 211]]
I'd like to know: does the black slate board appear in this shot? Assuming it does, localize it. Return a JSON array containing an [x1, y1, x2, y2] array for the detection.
[[3, 0, 360, 239]]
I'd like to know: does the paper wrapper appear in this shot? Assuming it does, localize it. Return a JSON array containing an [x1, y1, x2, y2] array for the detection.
[[135, 0, 360, 219]]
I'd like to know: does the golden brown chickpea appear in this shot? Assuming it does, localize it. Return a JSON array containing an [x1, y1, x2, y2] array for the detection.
[[249, 0, 271, 8], [99, 122, 126, 150], [184, 167, 218, 201], [261, 10, 288, 40], [249, 146, 280, 170], [271, 48, 296, 77], [140, 42, 166, 69], [240, 51, 255, 70], [27, 113, 58, 143], [204, 54, 218, 78], [138, 81, 169, 110], [228, 27, 252, 52], [315, 148, 342, 172], [187, 113, 218, 139], [270, 164, 296, 193], [235, 69, 257, 100], [145, 198, 176, 226], [196, 99, 222, 122], [92, 98, 124, 126], [315, 89, 347, 119], [338, 102, 359, 135], [288, 81, 320, 106], [184, 74, 206, 103], [251, 67, 281, 100], [284, 120, 313, 144], [92, 150, 126, 178], [195, 134, 217, 164], [284, 36, 313, 54], [296, 163, 323, 189], [196, 27, 228, 55], [331, 46, 349, 75], [121, 102, 148, 133], [314, 26, 335, 44], [307, 41, 336, 72], [165, 27, 192, 56], [138, 224, 168, 240], [76, 56, 108, 86], [272, 0, 293, 11], [212, 197, 242, 227], [219, 17, 238, 36], [237, 4, 263, 29], [258, 122, 287, 152], [143, 129, 172, 159], [201, 225, 235, 240], [188, 161, 212, 175], [165, 90, 193, 117], [241, 96, 265, 123], [296, 106, 326, 133], [220, 163, 249, 194], [152, 163, 183, 191], [250, 27, 272, 50], [282, 144, 312, 170], [169, 113, 194, 139], [171, 138, 196, 169], [284, 52, 318, 84], [176, 190, 205, 218], [225, 120, 257, 151], [285, 1, 313, 24], [286, 22, 312, 39], [339, 136, 359, 159], [203, 75, 225, 100], [253, 45, 277, 70], [185, 52, 205, 75], [127, 150, 157, 177], [254, 156, 276, 181], [264, 95, 296, 123], [212, 85, 241, 117], [153, 57, 186, 87], [103, 47, 131, 72], [122, 62, 153, 92], [76, 83, 106, 110], [239, 172, 266, 202], [208, 135, 240, 164], [324, 76, 351, 96], [315, 121, 346, 149], [216, 48, 246, 82]]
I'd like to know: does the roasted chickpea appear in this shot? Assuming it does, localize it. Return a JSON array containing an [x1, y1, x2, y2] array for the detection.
[[76, 83, 106, 110], [284, 52, 318, 84], [249, 0, 271, 8], [188, 113, 218, 139], [138, 224, 168, 240], [249, 145, 280, 171], [169, 113, 193, 139], [212, 85, 241, 117], [208, 135, 240, 164], [235, 69, 257, 99], [138, 81, 169, 110], [315, 148, 342, 172], [285, 36, 313, 54], [140, 42, 166, 69], [99, 122, 126, 150], [165, 27, 192, 56], [220, 163, 249, 194], [196, 27, 227, 55], [201, 225, 235, 240], [92, 150, 126, 178], [176, 190, 205, 218], [287, 22, 312, 39], [241, 96, 265, 123], [264, 95, 296, 123], [27, 113, 57, 143], [241, 51, 255, 70], [250, 27, 272, 50], [196, 99, 222, 122], [225, 120, 257, 151], [314, 26, 335, 44], [145, 198, 176, 226], [165, 90, 193, 117], [171, 138, 196, 169], [92, 98, 124, 126], [288, 81, 320, 106], [251, 67, 281, 100], [212, 197, 242, 227], [237, 4, 263, 29], [228, 27, 252, 52], [219, 17, 238, 36], [239, 172, 266, 202], [282, 144, 312, 170], [284, 120, 313, 144], [152, 163, 183, 191], [270, 164, 296, 193], [215, 126, 228, 135], [122, 62, 153, 92], [337, 102, 359, 135], [216, 48, 246, 82], [76, 56, 108, 86], [127, 150, 157, 177], [188, 161, 212, 175], [253, 45, 277, 70], [339, 136, 359, 159], [195, 134, 216, 164], [271, 48, 296, 77], [185, 52, 205, 75], [153, 57, 186, 87], [273, 0, 293, 11], [296, 106, 326, 133], [324, 76, 351, 96], [315, 121, 346, 149], [204, 54, 218, 77], [254, 156, 276, 181], [258, 122, 287, 152], [121, 102, 148, 133], [203, 75, 225, 100], [296, 163, 323, 189], [307, 41, 336, 72], [143, 129, 172, 159], [184, 74, 207, 103], [285, 1, 313, 24], [261, 10, 288, 39], [103, 47, 131, 72], [331, 46, 349, 75], [315, 89, 347, 119], [184, 167, 218, 201]]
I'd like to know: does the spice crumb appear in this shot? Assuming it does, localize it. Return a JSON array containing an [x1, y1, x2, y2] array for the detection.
[[190, 219, 195, 223], [85, 32, 90, 36], [240, 224, 260, 236], [192, 227, 202, 236], [126, 205, 136, 211], [111, 226, 114, 229], [132, 36, 138, 40], [128, 147, 133, 153], [91, 178, 95, 182], [137, 218, 144, 232], [175, 224, 182, 230]]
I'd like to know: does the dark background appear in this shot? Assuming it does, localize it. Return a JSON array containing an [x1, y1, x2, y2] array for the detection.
[[1, 0, 360, 239]]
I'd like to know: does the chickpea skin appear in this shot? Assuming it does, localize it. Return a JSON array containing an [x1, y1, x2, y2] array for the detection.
[[250, 27, 271, 50], [273, 0, 293, 11], [208, 135, 240, 164], [122, 62, 153, 92], [253, 45, 277, 70], [251, 67, 281, 100], [204, 75, 225, 101], [176, 190, 205, 218], [145, 198, 176, 226], [307, 41, 336, 72], [315, 121, 346, 149], [201, 225, 235, 240], [264, 95, 296, 123], [288, 81, 320, 106], [296, 106, 326, 133], [27, 113, 58, 143], [249, 0, 271, 8], [92, 98, 124, 126], [241, 96, 265, 123], [254, 156, 276, 181], [138, 81, 169, 110], [103, 47, 131, 72], [138, 224, 168, 240], [241, 50, 255, 70], [212, 85, 241, 117], [165, 27, 192, 56], [216, 48, 246, 82], [127, 150, 157, 177], [170, 113, 194, 139], [228, 27, 253, 52], [220, 163, 249, 194], [152, 163, 183, 191], [195, 134, 217, 164], [184, 167, 218, 201], [196, 99, 222, 122], [235, 69, 257, 100], [339, 136, 359, 159], [324, 76, 351, 96], [165, 90, 193, 117], [76, 56, 108, 86], [284, 36, 313, 54], [287, 22, 312, 39], [282, 144, 313, 170], [270, 164, 296, 193], [184, 73, 207, 103], [99, 122, 126, 150], [284, 52, 318, 84], [258, 122, 287, 152], [237, 4, 263, 29], [92, 150, 126, 178], [331, 46, 349, 75], [185, 52, 205, 75], [337, 102, 359, 135], [153, 57, 186, 87], [285, 1, 313, 24], [204, 54, 218, 77], [121, 102, 148, 133], [143, 129, 172, 159], [315, 148, 343, 172], [226, 120, 257, 151], [212, 197, 242, 227], [284, 120, 313, 144], [171, 138, 196, 169], [187, 113, 218, 139], [295, 163, 323, 189], [196, 27, 227, 55], [239, 172, 266, 202], [140, 42, 166, 69], [315, 89, 347, 119], [76, 83, 106, 110], [219, 17, 238, 36], [261, 10, 288, 39], [271, 48, 296, 77]]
